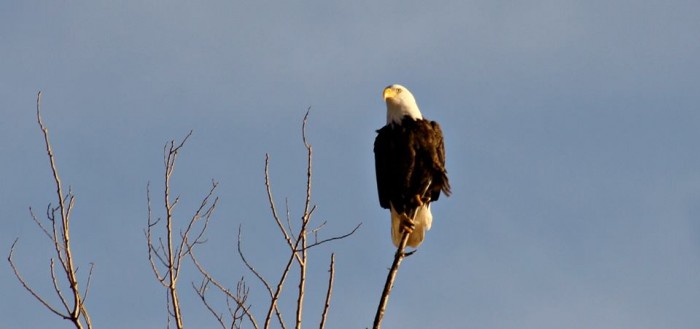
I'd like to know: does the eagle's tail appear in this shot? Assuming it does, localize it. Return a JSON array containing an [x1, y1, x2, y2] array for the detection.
[[390, 204, 433, 248]]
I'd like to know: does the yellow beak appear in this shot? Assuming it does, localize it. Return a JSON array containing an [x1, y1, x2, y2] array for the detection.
[[383, 87, 397, 101]]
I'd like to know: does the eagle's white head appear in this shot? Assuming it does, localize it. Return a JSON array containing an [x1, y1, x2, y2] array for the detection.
[[383, 84, 423, 125]]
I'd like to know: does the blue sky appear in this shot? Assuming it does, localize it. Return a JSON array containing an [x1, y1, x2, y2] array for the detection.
[[2, 0, 699, 328]]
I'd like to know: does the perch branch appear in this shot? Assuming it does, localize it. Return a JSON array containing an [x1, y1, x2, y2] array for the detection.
[[372, 209, 418, 329], [318, 253, 335, 329]]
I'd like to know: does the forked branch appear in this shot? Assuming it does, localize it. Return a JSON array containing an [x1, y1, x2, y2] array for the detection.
[[7, 91, 93, 329], [185, 109, 358, 329], [188, 248, 261, 329], [146, 131, 219, 329]]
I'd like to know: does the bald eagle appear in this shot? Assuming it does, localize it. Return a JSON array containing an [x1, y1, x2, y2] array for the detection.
[[374, 84, 451, 248]]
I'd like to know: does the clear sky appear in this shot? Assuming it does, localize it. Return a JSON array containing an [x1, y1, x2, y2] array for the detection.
[[2, 1, 699, 328]]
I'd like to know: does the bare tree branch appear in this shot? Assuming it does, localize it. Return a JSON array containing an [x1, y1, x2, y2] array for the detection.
[[295, 107, 314, 329], [146, 183, 166, 282], [265, 154, 296, 252], [236, 227, 274, 298], [236, 226, 290, 328], [193, 279, 228, 329], [156, 109, 357, 329], [49, 258, 70, 312], [319, 253, 335, 329], [7, 92, 93, 329], [303, 223, 362, 251], [179, 180, 218, 257], [257, 109, 361, 329], [262, 235, 297, 329], [8, 240, 67, 319], [285, 198, 294, 240], [231, 278, 250, 329], [29, 207, 53, 241], [145, 130, 216, 329], [188, 247, 260, 329], [372, 211, 418, 329], [81, 263, 95, 305]]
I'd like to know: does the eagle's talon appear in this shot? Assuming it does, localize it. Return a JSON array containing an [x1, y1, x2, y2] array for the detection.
[[403, 250, 417, 257], [399, 213, 415, 234]]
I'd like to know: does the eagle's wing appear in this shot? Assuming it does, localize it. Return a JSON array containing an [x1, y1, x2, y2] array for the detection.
[[374, 126, 394, 209], [429, 121, 451, 201], [375, 119, 450, 213]]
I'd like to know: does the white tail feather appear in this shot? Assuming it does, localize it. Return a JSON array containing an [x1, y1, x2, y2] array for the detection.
[[390, 204, 433, 248]]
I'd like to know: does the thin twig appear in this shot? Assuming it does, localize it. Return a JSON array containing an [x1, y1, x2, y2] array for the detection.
[[285, 198, 294, 240], [49, 258, 70, 312], [7, 240, 67, 319], [264, 154, 296, 252], [193, 279, 227, 329], [236, 226, 274, 298], [81, 263, 95, 304], [302, 223, 362, 251], [188, 248, 260, 329], [29, 207, 53, 241], [232, 278, 250, 328], [179, 180, 219, 257], [146, 183, 166, 282], [311, 221, 327, 243]]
